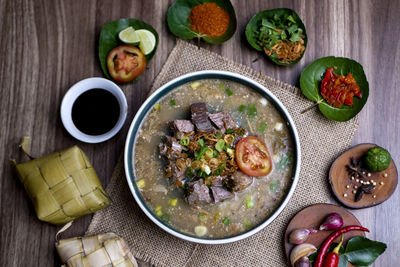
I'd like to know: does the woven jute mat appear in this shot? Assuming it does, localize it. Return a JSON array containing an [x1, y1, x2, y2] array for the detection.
[[87, 40, 359, 267]]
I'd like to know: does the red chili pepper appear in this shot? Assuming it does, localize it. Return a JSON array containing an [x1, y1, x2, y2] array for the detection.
[[314, 225, 369, 267], [322, 234, 344, 267]]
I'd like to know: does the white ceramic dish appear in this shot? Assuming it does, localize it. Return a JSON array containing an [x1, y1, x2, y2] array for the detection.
[[124, 70, 301, 244], [60, 77, 127, 143]]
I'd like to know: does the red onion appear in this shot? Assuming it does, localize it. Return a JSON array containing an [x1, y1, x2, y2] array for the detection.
[[289, 228, 318, 244], [319, 212, 344, 231]]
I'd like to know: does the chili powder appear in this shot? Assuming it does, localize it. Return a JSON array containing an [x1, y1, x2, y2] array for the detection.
[[189, 3, 229, 38]]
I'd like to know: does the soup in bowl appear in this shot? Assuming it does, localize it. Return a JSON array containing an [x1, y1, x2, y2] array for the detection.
[[124, 71, 300, 244]]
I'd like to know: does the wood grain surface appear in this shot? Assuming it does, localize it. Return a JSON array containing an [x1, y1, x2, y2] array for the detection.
[[0, 0, 399, 266]]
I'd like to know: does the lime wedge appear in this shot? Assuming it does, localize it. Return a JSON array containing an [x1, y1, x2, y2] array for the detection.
[[136, 29, 156, 55], [118, 26, 140, 45]]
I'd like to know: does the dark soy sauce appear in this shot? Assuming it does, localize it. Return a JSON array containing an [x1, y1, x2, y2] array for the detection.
[[72, 89, 120, 135]]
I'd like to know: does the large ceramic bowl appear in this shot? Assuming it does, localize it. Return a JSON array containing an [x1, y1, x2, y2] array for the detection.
[[124, 70, 301, 244]]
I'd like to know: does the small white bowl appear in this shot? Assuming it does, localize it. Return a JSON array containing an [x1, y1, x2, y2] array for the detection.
[[60, 77, 128, 143]]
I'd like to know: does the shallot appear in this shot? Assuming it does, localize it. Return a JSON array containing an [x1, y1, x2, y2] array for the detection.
[[289, 228, 317, 244], [319, 213, 344, 231]]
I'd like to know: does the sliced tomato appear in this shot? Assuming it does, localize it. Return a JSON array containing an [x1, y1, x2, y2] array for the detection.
[[106, 45, 146, 83], [235, 136, 272, 177]]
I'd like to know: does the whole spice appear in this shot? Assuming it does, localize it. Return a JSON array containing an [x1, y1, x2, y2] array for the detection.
[[346, 157, 366, 179], [319, 213, 343, 231], [314, 225, 370, 267], [355, 183, 375, 202], [290, 243, 317, 266], [289, 228, 317, 244], [322, 234, 344, 267], [189, 3, 230, 38]]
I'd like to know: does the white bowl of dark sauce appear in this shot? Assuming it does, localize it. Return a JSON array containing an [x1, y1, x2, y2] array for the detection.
[[61, 77, 127, 143]]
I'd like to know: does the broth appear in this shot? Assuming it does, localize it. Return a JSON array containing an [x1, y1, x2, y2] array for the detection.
[[134, 79, 294, 238]]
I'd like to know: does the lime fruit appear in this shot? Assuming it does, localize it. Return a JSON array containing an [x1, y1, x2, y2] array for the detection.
[[364, 146, 391, 172], [118, 26, 140, 45], [136, 29, 156, 55]]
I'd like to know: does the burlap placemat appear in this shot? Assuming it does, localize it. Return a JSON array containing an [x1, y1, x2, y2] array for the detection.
[[87, 40, 359, 267]]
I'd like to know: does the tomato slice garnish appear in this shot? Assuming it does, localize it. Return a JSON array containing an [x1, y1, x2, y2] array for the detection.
[[106, 45, 146, 83], [235, 136, 272, 177]]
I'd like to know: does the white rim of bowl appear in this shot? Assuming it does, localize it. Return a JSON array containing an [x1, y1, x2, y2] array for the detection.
[[60, 77, 128, 143], [124, 70, 301, 244]]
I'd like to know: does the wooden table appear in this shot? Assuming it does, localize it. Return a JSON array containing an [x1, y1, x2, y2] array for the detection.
[[1, 0, 398, 266]]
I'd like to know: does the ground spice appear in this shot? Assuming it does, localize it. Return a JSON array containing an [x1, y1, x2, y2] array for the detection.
[[189, 3, 229, 38]]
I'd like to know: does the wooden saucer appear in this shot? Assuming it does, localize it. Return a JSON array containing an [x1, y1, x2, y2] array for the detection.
[[284, 203, 365, 266], [329, 143, 398, 209]]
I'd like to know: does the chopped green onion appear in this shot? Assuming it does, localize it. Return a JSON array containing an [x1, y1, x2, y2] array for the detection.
[[205, 148, 214, 159], [222, 216, 231, 226], [215, 139, 225, 152], [195, 146, 208, 160], [247, 104, 258, 117], [197, 170, 208, 178], [154, 103, 160, 110], [225, 88, 233, 96], [199, 213, 207, 222], [218, 83, 225, 90], [244, 219, 251, 229], [276, 152, 293, 170], [180, 136, 190, 146], [213, 163, 224, 176], [194, 225, 207, 236], [201, 164, 211, 175], [238, 104, 246, 112], [212, 150, 218, 158], [270, 181, 278, 191], [168, 198, 178, 206], [258, 122, 267, 133], [245, 195, 254, 208], [185, 167, 194, 177], [225, 128, 234, 134], [215, 132, 222, 138], [226, 148, 234, 157], [160, 213, 170, 222], [198, 138, 205, 147], [169, 99, 176, 106]]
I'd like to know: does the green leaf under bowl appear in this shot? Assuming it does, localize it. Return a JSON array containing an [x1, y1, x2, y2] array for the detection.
[[245, 8, 307, 66], [98, 18, 159, 81], [167, 0, 237, 44], [300, 56, 369, 121]]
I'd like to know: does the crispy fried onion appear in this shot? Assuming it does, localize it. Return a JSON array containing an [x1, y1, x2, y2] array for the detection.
[[262, 39, 305, 63]]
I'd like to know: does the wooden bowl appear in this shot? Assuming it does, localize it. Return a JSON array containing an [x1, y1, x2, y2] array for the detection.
[[284, 203, 366, 266], [329, 143, 398, 209]]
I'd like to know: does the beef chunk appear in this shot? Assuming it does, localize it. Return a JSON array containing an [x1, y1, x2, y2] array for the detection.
[[211, 187, 233, 203], [210, 175, 226, 187], [171, 163, 186, 184], [190, 102, 215, 133], [159, 136, 183, 160], [208, 112, 236, 133], [168, 120, 194, 133], [231, 171, 253, 191], [185, 179, 212, 206], [191, 112, 215, 133], [190, 102, 208, 113], [224, 171, 253, 192]]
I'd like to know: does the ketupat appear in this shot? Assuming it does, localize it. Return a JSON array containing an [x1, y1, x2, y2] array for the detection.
[[13, 145, 110, 224], [56, 232, 138, 267]]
